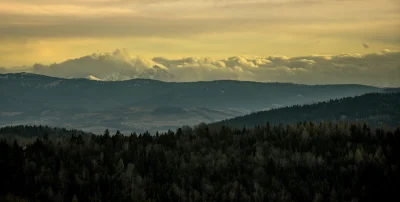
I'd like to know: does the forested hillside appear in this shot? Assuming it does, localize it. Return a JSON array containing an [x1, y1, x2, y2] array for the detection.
[[1, 123, 399, 202], [211, 92, 400, 129]]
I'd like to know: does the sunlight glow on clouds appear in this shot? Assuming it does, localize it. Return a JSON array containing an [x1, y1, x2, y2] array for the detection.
[[0, 0, 399, 84], [3, 49, 399, 87]]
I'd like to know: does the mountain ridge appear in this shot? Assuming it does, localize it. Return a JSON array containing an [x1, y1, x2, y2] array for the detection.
[[2, 72, 396, 88]]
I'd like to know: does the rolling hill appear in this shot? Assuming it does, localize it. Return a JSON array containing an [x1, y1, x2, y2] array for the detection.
[[210, 92, 400, 129]]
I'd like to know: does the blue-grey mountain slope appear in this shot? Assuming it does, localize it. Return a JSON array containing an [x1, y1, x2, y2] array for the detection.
[[0, 73, 386, 133]]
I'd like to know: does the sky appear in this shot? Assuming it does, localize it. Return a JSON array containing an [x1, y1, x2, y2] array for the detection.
[[0, 0, 399, 86]]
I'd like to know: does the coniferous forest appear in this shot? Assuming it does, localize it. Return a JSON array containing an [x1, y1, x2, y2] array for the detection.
[[212, 92, 400, 129], [1, 123, 399, 202]]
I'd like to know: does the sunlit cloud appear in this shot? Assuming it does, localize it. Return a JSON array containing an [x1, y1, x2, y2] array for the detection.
[[0, 0, 399, 72], [2, 49, 399, 87]]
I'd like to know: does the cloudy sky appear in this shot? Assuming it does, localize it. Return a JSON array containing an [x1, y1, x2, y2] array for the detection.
[[0, 0, 399, 86]]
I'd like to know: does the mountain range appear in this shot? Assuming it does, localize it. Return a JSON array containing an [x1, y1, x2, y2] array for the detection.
[[0, 72, 389, 133]]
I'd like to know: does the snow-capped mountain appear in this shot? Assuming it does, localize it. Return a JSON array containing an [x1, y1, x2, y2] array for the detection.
[[87, 75, 102, 81]]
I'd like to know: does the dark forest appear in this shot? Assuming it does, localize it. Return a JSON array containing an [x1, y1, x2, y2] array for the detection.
[[1, 123, 399, 202]]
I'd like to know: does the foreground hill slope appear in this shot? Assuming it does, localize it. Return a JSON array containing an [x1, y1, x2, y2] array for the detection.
[[211, 92, 400, 129]]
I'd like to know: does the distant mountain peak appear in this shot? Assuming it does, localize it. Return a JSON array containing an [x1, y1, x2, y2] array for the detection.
[[87, 75, 102, 81]]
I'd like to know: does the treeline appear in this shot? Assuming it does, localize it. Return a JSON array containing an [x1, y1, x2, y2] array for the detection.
[[0, 125, 88, 138], [212, 92, 400, 129], [0, 122, 399, 202]]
